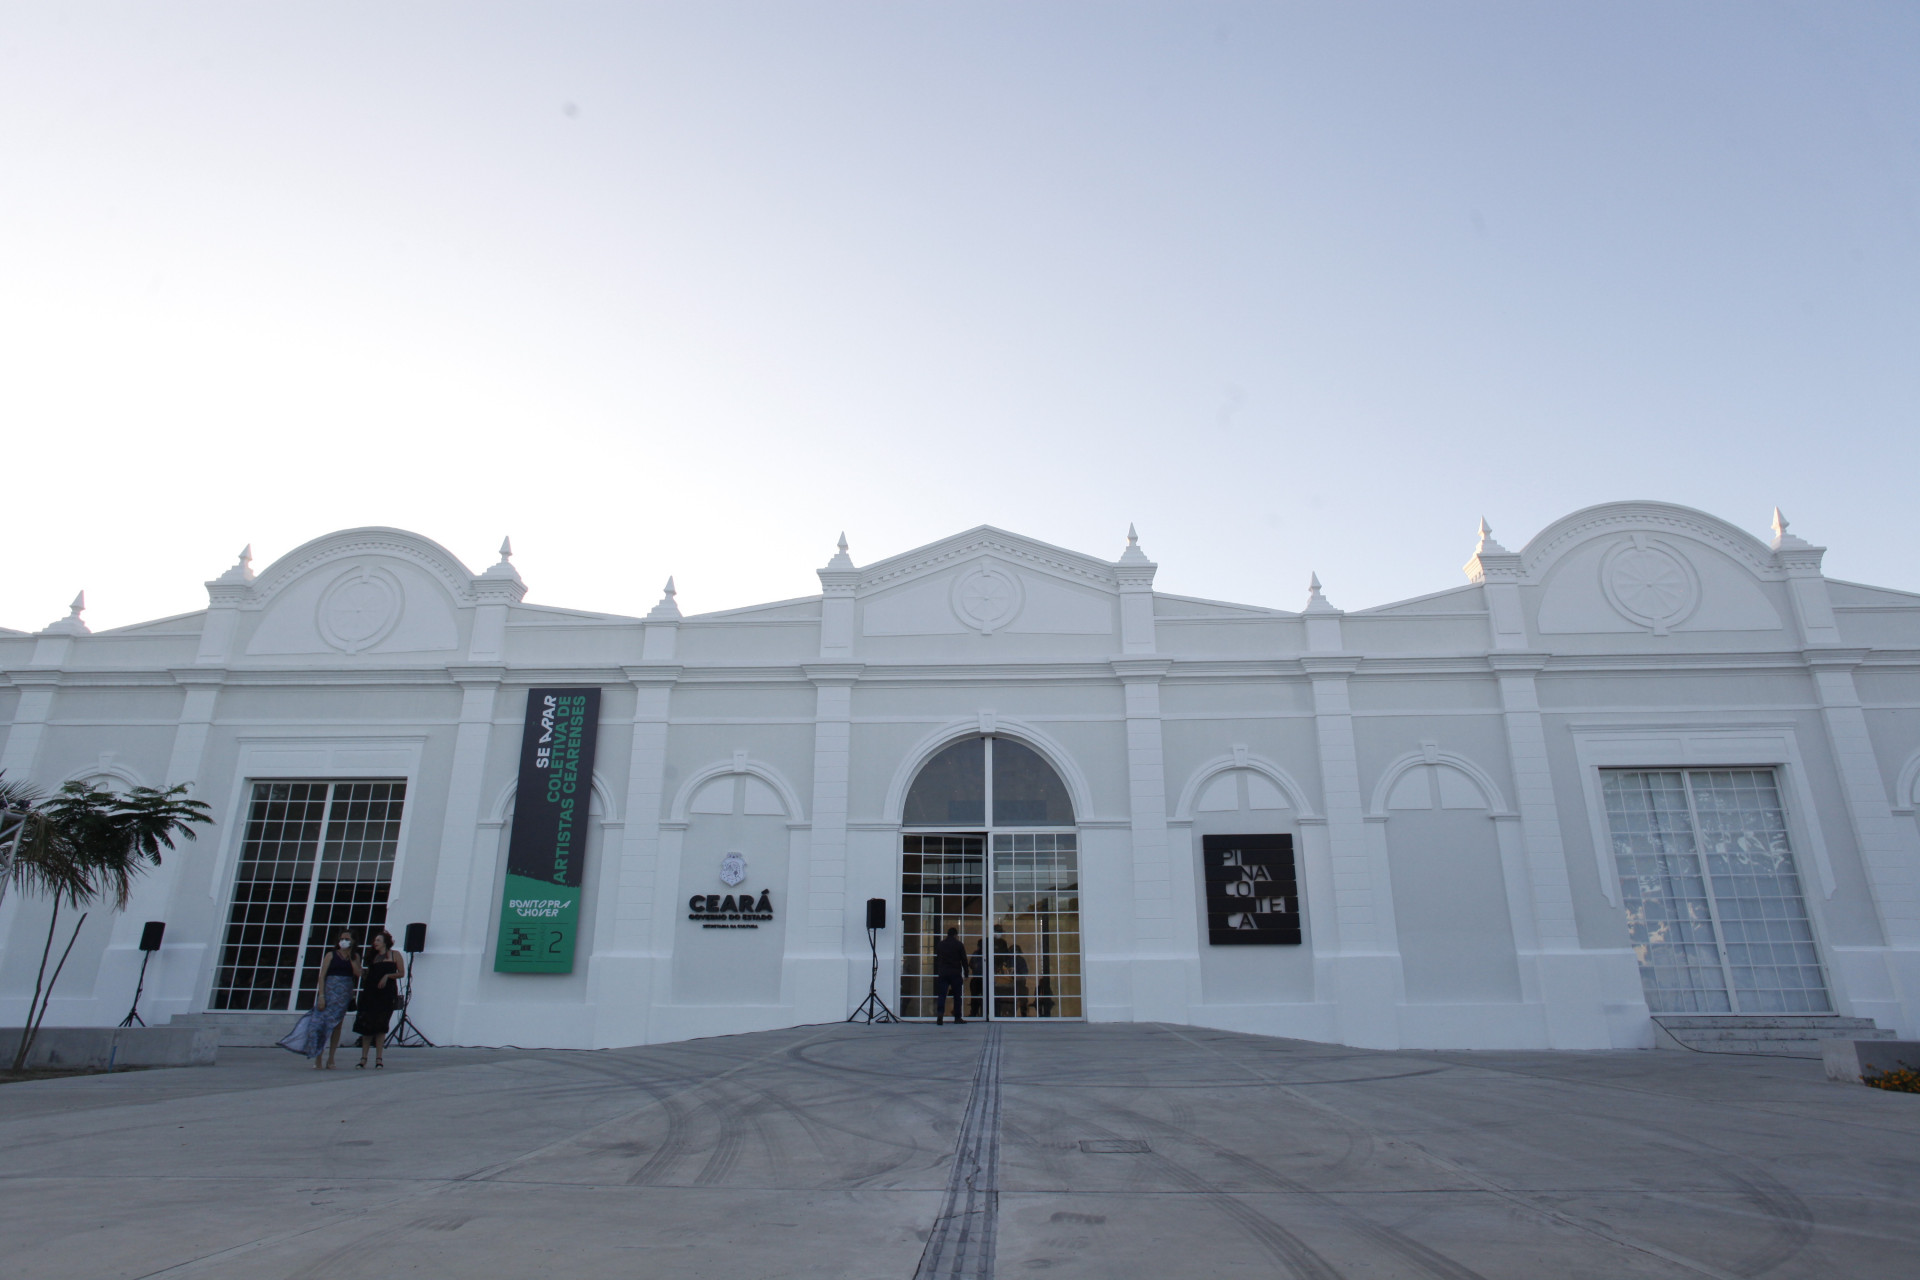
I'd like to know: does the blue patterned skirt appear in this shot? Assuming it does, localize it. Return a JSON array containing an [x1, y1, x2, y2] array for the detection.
[[291, 975, 353, 1059]]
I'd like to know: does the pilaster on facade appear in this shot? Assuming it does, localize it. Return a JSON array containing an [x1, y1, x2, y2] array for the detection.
[[1111, 656, 1192, 1019], [615, 665, 682, 961], [1301, 657, 1382, 950], [1805, 650, 1920, 958], [431, 667, 505, 1026], [0, 675, 58, 781], [801, 664, 862, 958], [1484, 652, 1577, 948], [164, 669, 226, 787], [1302, 656, 1401, 1045]]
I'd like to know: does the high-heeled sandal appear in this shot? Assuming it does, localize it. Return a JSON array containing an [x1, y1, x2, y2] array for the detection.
[[375, 1061, 384, 1069], [356, 1061, 366, 1069]]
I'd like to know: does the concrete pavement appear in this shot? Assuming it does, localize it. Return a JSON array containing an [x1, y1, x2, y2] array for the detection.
[[1, 1021, 1916, 1278]]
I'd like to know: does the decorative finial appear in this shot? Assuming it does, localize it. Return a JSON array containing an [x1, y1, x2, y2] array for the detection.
[[647, 575, 683, 621], [498, 536, 514, 563], [1127, 523, 1138, 547], [1769, 506, 1811, 551], [1471, 516, 1511, 557], [825, 532, 855, 570], [40, 590, 91, 635], [214, 544, 256, 585], [1304, 572, 1339, 613]]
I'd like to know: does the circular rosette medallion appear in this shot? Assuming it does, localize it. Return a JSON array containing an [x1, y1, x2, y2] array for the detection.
[[1600, 538, 1699, 635], [950, 561, 1024, 635], [316, 565, 404, 653]]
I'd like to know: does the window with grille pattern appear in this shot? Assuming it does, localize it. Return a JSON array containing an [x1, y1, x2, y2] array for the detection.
[[1602, 768, 1829, 1015], [210, 780, 406, 1011]]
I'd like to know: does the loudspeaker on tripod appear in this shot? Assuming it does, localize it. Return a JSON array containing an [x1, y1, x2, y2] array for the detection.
[[387, 922, 435, 1047], [865, 898, 887, 930], [122, 922, 165, 1028]]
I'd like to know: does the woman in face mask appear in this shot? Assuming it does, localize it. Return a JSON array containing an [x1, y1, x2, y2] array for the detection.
[[305, 931, 361, 1069]]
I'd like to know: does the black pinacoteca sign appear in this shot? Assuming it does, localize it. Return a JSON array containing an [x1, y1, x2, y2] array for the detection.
[[494, 687, 602, 973], [1203, 833, 1302, 945]]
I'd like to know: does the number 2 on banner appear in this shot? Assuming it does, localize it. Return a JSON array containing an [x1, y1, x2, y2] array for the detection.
[[548, 931, 565, 955]]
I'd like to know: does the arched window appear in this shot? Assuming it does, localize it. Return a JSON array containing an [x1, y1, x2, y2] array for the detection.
[[903, 736, 1074, 827], [899, 736, 1080, 1021]]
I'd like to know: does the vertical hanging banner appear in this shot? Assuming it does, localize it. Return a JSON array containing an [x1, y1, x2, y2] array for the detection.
[[494, 687, 602, 973]]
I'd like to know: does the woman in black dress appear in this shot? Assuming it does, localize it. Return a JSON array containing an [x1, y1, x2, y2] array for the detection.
[[353, 929, 404, 1068]]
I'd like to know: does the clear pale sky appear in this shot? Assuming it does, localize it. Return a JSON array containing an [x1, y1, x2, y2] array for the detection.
[[3, 4, 1915, 631]]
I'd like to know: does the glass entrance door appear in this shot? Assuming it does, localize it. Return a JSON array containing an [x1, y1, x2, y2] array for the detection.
[[899, 832, 1082, 1019], [897, 735, 1083, 1019]]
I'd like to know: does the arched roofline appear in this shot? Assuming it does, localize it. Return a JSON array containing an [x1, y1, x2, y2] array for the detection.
[[487, 770, 621, 825], [1366, 747, 1512, 817], [1518, 501, 1778, 579], [1171, 753, 1320, 821], [249, 527, 480, 606], [882, 718, 1094, 826], [667, 756, 807, 823]]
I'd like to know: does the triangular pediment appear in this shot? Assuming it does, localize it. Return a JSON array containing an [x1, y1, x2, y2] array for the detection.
[[851, 526, 1125, 640], [855, 526, 1122, 594]]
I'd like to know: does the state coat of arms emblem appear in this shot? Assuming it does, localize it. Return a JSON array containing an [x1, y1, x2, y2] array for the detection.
[[719, 852, 748, 886]]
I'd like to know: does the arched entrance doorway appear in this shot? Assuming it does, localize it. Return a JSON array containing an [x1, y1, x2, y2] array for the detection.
[[898, 735, 1082, 1019]]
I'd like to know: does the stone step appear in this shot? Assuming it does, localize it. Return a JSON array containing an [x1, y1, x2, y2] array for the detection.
[[1652, 1013, 1897, 1059], [1666, 1025, 1897, 1043], [165, 1011, 305, 1047], [1653, 1015, 1880, 1030]]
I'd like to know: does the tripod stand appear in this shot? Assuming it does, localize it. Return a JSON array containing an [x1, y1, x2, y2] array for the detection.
[[846, 924, 899, 1024], [118, 950, 154, 1028], [386, 948, 435, 1046]]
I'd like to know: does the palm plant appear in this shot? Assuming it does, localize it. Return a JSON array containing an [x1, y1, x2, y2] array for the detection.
[[3, 777, 212, 1071]]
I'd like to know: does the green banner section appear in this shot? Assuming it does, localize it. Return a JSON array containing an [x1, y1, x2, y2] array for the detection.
[[494, 687, 601, 974], [496, 873, 583, 973]]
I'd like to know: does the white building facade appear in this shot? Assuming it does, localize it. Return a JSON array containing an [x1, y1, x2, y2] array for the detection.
[[5, 500, 1920, 1051]]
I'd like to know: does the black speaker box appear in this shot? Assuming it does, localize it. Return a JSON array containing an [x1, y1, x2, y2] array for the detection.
[[404, 922, 427, 952], [138, 921, 165, 952], [865, 898, 887, 930]]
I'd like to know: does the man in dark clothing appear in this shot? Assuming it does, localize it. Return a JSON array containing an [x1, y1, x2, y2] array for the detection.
[[933, 926, 970, 1025]]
